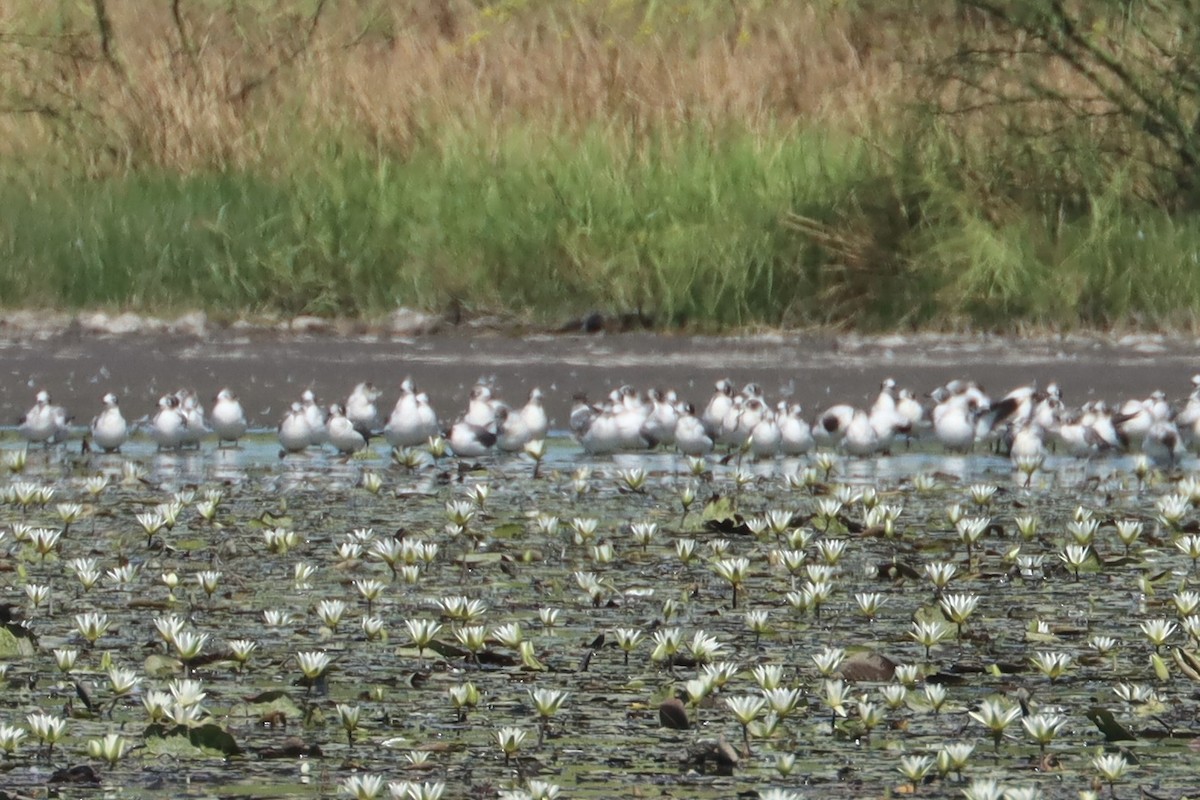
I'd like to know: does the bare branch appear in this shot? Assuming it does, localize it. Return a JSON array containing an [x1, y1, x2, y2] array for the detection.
[[89, 0, 123, 75]]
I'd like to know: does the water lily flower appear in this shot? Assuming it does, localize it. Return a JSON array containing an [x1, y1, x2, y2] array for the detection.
[[1021, 712, 1065, 753], [87, 732, 127, 767], [969, 697, 1022, 749], [296, 651, 332, 681], [495, 726, 527, 764], [26, 711, 67, 757], [0, 723, 27, 757], [812, 645, 845, 677], [76, 611, 110, 645], [195, 569, 222, 598], [1029, 650, 1072, 682], [406, 619, 443, 661], [1093, 753, 1130, 793], [898, 754, 934, 789], [1140, 618, 1177, 652], [341, 773, 384, 800], [613, 628, 643, 665], [1115, 520, 1143, 553], [910, 619, 953, 661], [940, 593, 981, 638], [855, 591, 887, 621], [923, 683, 948, 715], [712, 556, 751, 608]]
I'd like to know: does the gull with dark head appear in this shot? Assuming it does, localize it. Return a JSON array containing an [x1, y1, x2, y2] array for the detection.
[[151, 394, 189, 450]]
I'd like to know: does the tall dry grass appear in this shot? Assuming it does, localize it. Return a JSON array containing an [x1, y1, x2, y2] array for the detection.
[[0, 0, 929, 171], [4, 1, 1200, 330]]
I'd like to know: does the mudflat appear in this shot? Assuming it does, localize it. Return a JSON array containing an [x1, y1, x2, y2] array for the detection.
[[1, 327, 1196, 428]]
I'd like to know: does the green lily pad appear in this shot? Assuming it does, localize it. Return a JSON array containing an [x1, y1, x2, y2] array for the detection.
[[144, 722, 242, 758], [0, 626, 34, 658]]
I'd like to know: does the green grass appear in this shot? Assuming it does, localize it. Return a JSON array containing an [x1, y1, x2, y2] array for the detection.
[[0, 126, 872, 327], [4, 122, 1200, 330]]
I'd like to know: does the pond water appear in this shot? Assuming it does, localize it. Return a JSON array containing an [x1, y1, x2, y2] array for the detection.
[[0, 433, 1197, 800]]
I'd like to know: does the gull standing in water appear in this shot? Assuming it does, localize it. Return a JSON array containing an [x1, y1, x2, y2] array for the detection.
[[327, 403, 371, 455], [701, 379, 735, 439], [278, 401, 313, 455], [89, 392, 128, 453], [384, 378, 441, 448], [301, 390, 328, 446], [674, 403, 714, 457], [211, 388, 248, 448], [778, 403, 815, 456], [346, 382, 382, 433], [748, 402, 781, 459], [497, 387, 548, 452], [19, 389, 71, 447], [448, 416, 498, 458], [151, 394, 189, 450], [176, 390, 207, 449]]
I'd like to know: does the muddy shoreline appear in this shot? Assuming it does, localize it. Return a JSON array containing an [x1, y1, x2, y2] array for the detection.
[[1, 322, 1197, 429]]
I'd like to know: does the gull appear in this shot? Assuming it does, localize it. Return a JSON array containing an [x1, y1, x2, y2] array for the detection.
[[569, 393, 600, 438], [1143, 419, 1185, 469], [496, 407, 531, 452], [701, 379, 735, 438], [1080, 400, 1123, 451], [346, 382, 382, 433], [778, 403, 815, 456], [1175, 376, 1200, 449], [176, 390, 207, 449], [748, 403, 781, 459], [384, 378, 441, 448], [639, 388, 679, 448], [979, 382, 1039, 440], [89, 392, 127, 453], [327, 403, 371, 455], [841, 408, 881, 457], [278, 401, 313, 455], [448, 417, 498, 458], [895, 389, 928, 436], [577, 404, 622, 455], [813, 404, 856, 449], [674, 403, 714, 456], [868, 378, 912, 453], [517, 387, 549, 442], [1032, 383, 1064, 430], [18, 389, 71, 447], [1113, 391, 1169, 449], [1007, 420, 1047, 462], [931, 391, 982, 453], [1054, 410, 1104, 458], [150, 394, 189, 450], [612, 385, 651, 450], [211, 388, 248, 448], [463, 384, 501, 428], [727, 396, 768, 450], [301, 390, 329, 445]]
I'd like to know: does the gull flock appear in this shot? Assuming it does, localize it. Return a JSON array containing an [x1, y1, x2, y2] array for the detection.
[[13, 375, 1200, 467]]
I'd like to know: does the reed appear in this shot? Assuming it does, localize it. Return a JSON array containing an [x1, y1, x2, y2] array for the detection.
[[1, 1, 1197, 330]]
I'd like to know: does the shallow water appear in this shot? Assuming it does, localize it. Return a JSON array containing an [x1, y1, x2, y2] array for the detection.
[[1, 434, 1198, 800]]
